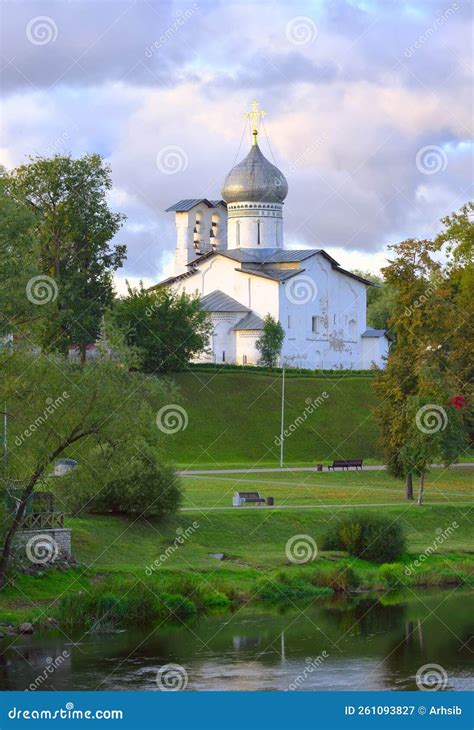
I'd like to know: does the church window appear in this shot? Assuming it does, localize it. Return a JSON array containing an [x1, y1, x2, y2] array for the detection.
[[243, 355, 247, 365], [236, 220, 241, 246], [333, 314, 336, 324], [257, 219, 261, 245], [287, 315, 291, 329], [349, 319, 357, 339], [311, 316, 319, 334], [222, 351, 226, 362]]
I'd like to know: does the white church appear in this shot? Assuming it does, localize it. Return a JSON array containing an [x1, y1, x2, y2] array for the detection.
[[158, 102, 391, 370]]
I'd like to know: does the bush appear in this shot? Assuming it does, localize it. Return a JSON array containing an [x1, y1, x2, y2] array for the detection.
[[377, 563, 403, 589], [60, 446, 182, 520], [321, 514, 406, 563], [311, 564, 360, 592]]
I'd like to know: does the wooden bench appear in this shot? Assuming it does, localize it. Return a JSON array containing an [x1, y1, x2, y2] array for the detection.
[[233, 491, 266, 506], [328, 459, 363, 471]]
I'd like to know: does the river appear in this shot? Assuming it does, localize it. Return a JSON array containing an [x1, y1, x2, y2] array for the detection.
[[1, 589, 472, 691]]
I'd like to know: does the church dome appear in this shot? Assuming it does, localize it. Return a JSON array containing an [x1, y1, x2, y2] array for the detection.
[[221, 143, 288, 204]]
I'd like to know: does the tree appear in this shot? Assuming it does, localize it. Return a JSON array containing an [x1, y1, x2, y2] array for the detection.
[[256, 315, 285, 368], [374, 204, 472, 500], [0, 168, 39, 338], [0, 345, 181, 588], [4, 155, 126, 361], [110, 283, 212, 373], [352, 270, 396, 331], [401, 362, 468, 505]]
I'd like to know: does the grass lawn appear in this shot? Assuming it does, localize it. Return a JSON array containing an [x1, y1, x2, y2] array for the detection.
[[180, 466, 474, 509], [166, 371, 381, 466], [1, 468, 472, 625]]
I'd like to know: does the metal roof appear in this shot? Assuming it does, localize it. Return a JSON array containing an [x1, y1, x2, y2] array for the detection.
[[362, 328, 394, 341], [200, 290, 249, 313], [237, 267, 305, 282], [188, 248, 328, 265], [222, 143, 288, 204], [233, 312, 264, 331], [165, 199, 226, 213]]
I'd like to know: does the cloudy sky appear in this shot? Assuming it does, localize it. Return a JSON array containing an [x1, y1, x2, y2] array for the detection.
[[1, 0, 472, 290]]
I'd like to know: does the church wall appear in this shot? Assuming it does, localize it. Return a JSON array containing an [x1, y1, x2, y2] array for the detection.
[[278, 254, 368, 369], [236, 331, 260, 365], [361, 336, 389, 369]]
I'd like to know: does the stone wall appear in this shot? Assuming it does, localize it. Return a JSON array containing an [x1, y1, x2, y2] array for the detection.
[[12, 528, 72, 566]]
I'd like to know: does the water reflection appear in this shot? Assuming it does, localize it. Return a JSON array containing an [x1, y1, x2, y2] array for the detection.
[[0, 590, 472, 691]]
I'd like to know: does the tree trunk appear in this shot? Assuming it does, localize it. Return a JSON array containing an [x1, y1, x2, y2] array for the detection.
[[417, 473, 425, 506], [0, 428, 95, 589], [0, 468, 43, 588], [405, 472, 414, 500]]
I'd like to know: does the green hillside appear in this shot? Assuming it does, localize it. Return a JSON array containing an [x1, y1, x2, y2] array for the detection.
[[164, 371, 380, 467]]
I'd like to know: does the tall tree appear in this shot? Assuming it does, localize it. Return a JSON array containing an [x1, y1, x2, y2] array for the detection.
[[110, 283, 213, 373], [4, 155, 126, 361]]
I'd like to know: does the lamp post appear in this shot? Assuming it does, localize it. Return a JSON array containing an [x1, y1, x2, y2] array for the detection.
[[280, 366, 285, 467]]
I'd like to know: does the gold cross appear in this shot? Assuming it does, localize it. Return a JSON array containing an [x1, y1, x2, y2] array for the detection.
[[246, 99, 266, 144]]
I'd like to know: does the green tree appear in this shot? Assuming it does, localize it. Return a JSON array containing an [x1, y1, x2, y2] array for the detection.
[[373, 237, 443, 499], [0, 169, 39, 337], [4, 155, 126, 361], [401, 363, 468, 505], [110, 283, 212, 373], [0, 345, 181, 588], [352, 270, 395, 331], [256, 315, 285, 368]]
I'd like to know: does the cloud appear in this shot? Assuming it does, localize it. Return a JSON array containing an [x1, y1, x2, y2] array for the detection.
[[0, 0, 471, 280]]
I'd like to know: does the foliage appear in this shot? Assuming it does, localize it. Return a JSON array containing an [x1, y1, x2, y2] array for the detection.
[[352, 270, 396, 331], [0, 346, 179, 586], [58, 445, 181, 519], [110, 283, 213, 373], [321, 513, 406, 563], [0, 168, 39, 337], [3, 154, 125, 359], [255, 314, 285, 368], [373, 204, 473, 497]]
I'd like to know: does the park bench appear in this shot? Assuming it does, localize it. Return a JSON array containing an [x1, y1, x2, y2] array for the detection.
[[328, 459, 363, 471], [233, 491, 266, 506]]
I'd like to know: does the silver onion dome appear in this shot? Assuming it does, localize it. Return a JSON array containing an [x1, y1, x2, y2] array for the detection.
[[221, 143, 288, 204]]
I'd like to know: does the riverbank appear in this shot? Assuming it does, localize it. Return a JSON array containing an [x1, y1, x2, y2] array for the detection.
[[1, 502, 472, 631]]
